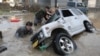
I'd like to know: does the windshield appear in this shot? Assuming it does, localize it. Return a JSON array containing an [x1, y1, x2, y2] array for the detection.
[[45, 10, 60, 24]]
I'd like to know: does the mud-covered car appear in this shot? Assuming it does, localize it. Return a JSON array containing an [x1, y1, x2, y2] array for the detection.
[[31, 8, 95, 55]]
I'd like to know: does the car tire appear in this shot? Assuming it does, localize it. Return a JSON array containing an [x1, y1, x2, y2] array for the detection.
[[53, 33, 77, 55], [84, 22, 95, 33]]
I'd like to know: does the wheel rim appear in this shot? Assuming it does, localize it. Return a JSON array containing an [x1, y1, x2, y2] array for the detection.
[[59, 37, 74, 54]]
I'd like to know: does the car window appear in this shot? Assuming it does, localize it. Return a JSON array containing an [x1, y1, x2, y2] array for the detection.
[[62, 10, 73, 17], [77, 3, 85, 7], [71, 9, 83, 15]]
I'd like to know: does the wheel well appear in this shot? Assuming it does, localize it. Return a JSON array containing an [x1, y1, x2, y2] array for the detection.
[[84, 20, 90, 24], [51, 28, 70, 37], [83, 20, 89, 26]]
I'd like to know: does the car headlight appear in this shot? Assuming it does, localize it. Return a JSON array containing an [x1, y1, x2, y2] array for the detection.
[[39, 31, 44, 38]]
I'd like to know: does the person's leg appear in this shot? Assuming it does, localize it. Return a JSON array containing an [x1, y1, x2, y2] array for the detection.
[[34, 16, 43, 26], [38, 18, 42, 25], [34, 18, 38, 26]]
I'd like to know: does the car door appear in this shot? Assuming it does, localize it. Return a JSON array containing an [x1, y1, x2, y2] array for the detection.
[[61, 9, 81, 33], [71, 9, 84, 31]]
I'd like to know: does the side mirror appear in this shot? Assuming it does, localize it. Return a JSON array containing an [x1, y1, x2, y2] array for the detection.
[[62, 17, 65, 21], [57, 17, 66, 24]]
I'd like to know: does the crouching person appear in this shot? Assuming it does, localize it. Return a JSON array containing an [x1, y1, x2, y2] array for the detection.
[[15, 21, 33, 37], [34, 6, 51, 26]]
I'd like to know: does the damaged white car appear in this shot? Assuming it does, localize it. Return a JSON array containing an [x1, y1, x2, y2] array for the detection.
[[31, 8, 95, 55]]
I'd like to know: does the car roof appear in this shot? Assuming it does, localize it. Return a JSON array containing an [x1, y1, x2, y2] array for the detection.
[[57, 8, 78, 11]]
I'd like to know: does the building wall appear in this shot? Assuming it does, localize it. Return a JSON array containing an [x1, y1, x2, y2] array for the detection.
[[38, 0, 50, 7], [29, 0, 34, 6], [96, 0, 100, 8], [14, 0, 34, 7], [14, 0, 23, 6], [88, 0, 96, 8], [57, 0, 67, 7], [50, 0, 82, 8], [51, 0, 68, 7]]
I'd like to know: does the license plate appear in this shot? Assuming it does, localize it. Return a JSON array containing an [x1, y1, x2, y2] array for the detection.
[[32, 40, 39, 48]]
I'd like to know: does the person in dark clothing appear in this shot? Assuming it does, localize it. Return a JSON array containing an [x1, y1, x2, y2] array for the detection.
[[15, 21, 33, 37], [34, 6, 51, 26]]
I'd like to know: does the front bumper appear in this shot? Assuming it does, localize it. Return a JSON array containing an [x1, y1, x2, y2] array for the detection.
[[30, 30, 46, 48]]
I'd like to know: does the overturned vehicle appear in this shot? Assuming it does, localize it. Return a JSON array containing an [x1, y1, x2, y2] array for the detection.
[[31, 8, 95, 55]]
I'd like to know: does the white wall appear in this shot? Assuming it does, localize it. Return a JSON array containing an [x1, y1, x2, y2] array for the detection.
[[0, 0, 2, 3], [88, 0, 96, 8]]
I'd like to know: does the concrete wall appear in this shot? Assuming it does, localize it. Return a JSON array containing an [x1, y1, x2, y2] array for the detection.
[[96, 0, 100, 8], [38, 0, 50, 7], [88, 0, 96, 8], [57, 0, 67, 7], [51, 0, 55, 7], [14, 0, 34, 7], [29, 0, 34, 6]]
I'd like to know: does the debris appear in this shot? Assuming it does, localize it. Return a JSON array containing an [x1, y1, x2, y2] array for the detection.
[[10, 16, 20, 22], [0, 46, 7, 53]]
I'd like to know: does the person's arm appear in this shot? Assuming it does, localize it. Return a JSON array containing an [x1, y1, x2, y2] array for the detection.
[[46, 11, 52, 15], [28, 29, 33, 35], [44, 15, 49, 20], [44, 10, 52, 20], [15, 28, 24, 37]]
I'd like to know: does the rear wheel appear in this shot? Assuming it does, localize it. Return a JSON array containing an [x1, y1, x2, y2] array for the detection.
[[53, 33, 77, 55], [84, 22, 95, 32]]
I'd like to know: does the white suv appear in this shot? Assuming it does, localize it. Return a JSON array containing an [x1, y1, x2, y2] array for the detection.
[[31, 8, 95, 55]]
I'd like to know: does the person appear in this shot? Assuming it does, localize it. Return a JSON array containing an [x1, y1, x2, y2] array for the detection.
[[15, 21, 33, 37], [34, 6, 51, 26]]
